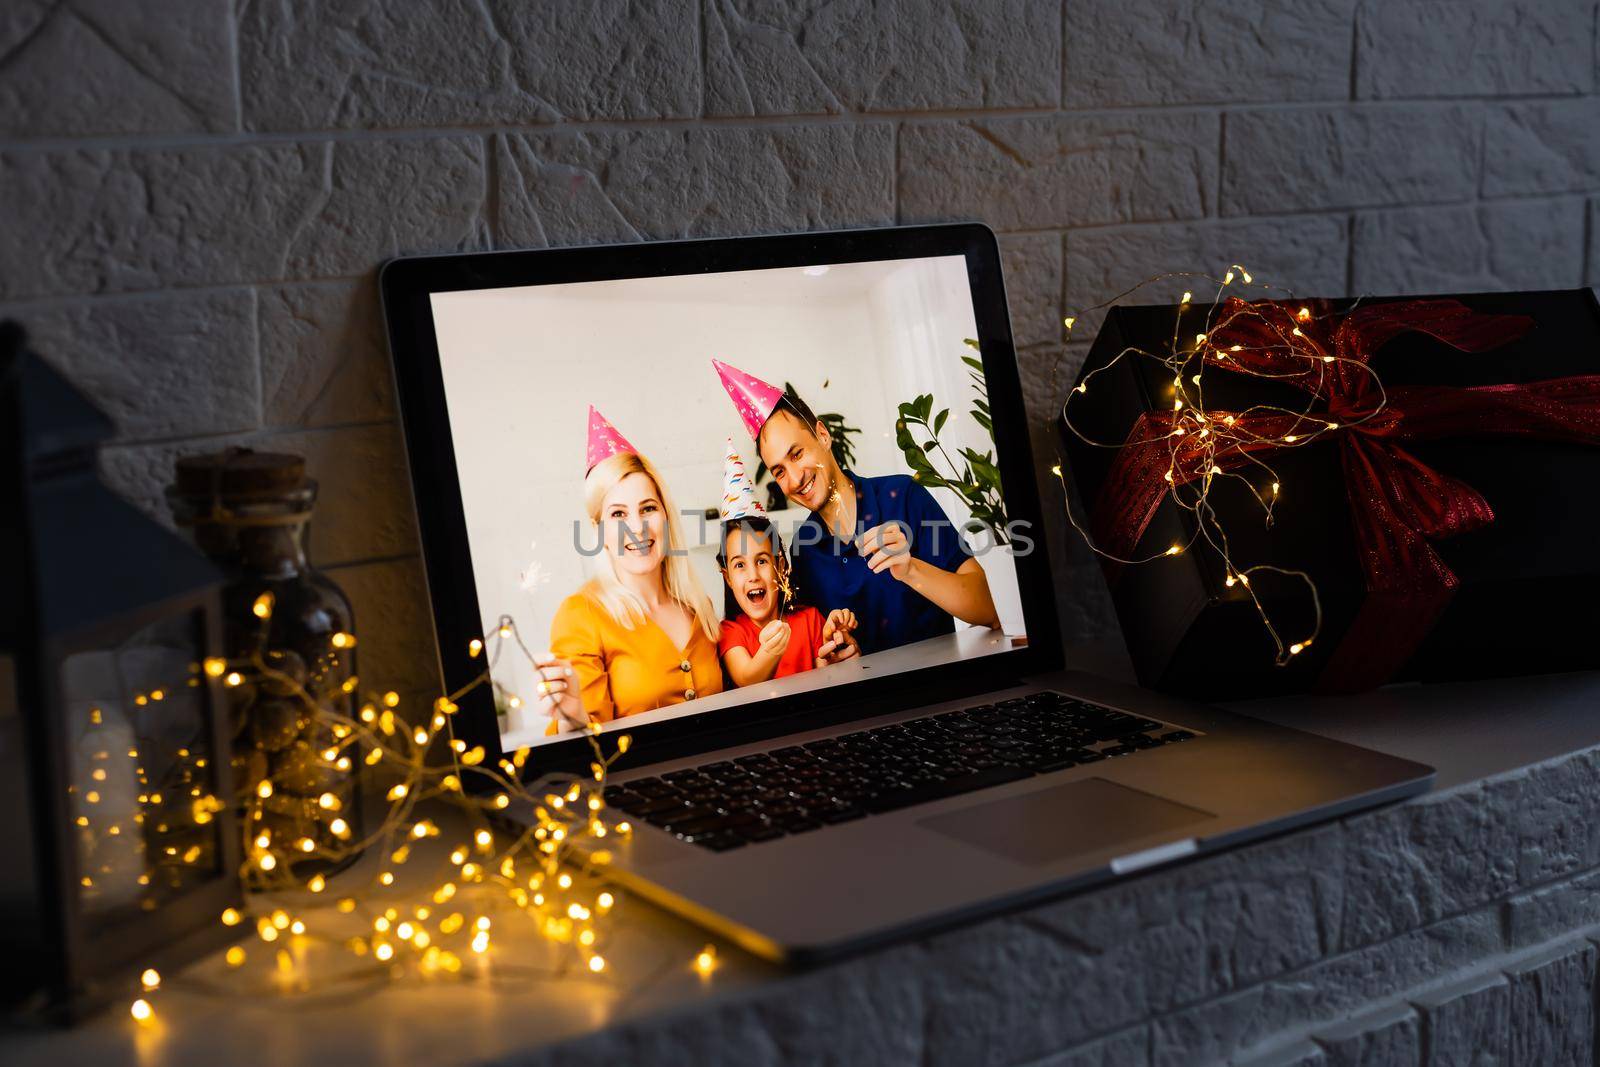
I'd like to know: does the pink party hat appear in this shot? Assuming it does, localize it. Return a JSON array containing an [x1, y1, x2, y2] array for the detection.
[[712, 358, 784, 439], [718, 437, 766, 522], [585, 405, 636, 471]]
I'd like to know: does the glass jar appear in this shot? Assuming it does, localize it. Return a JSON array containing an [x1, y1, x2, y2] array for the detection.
[[166, 449, 362, 878]]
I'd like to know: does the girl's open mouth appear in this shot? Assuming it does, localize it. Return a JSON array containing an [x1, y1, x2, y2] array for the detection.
[[623, 537, 655, 555], [744, 586, 768, 604]]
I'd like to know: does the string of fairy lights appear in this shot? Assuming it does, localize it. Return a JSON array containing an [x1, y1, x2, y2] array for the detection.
[[1049, 266, 1389, 665], [101, 598, 720, 1027], [96, 266, 1362, 1026]]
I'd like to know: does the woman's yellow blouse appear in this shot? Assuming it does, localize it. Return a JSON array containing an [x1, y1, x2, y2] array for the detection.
[[548, 592, 724, 724]]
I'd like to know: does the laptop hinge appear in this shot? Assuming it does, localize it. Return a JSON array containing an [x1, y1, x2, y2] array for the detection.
[[571, 665, 1030, 772]]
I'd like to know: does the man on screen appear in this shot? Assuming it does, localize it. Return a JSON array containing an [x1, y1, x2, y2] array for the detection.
[[713, 359, 998, 656]]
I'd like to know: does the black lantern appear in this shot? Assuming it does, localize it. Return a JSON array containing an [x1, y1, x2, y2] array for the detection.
[[0, 321, 242, 1019]]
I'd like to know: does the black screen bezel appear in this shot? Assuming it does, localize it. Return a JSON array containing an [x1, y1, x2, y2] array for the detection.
[[379, 223, 1063, 777]]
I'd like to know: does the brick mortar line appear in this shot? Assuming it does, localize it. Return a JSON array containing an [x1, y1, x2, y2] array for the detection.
[[100, 416, 398, 453], [3, 92, 1597, 155], [18, 190, 1598, 310], [1348, 5, 1360, 103], [7, 187, 1592, 312], [323, 550, 421, 573]]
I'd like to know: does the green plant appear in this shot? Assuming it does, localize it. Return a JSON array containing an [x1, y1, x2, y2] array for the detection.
[[895, 339, 1010, 544], [754, 381, 860, 485]]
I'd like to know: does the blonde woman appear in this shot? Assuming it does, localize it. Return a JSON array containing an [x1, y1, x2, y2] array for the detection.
[[532, 408, 722, 735]]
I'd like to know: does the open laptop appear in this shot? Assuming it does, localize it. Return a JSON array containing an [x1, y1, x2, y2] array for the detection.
[[380, 223, 1434, 964]]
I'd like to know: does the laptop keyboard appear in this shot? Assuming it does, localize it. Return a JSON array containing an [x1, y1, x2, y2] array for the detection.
[[604, 690, 1199, 853]]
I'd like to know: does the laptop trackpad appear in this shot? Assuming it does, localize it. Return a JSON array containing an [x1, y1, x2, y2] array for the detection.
[[919, 777, 1215, 867]]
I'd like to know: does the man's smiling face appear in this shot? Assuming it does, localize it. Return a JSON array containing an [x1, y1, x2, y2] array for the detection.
[[758, 408, 834, 513]]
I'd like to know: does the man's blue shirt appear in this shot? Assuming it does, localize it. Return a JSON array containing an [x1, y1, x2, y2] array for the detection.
[[790, 470, 972, 655]]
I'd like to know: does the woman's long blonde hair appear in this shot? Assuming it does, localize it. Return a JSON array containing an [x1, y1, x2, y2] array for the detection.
[[581, 451, 718, 642]]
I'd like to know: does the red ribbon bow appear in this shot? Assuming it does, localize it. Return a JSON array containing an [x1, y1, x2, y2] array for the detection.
[[1090, 297, 1600, 691]]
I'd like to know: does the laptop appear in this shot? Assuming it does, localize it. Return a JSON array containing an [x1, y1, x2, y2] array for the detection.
[[380, 223, 1434, 964]]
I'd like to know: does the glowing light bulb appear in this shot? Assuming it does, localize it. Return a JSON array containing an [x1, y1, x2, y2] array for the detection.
[[587, 955, 606, 973], [694, 945, 718, 976], [226, 946, 246, 967], [225, 672, 243, 687], [140, 968, 160, 990], [330, 632, 355, 649], [203, 657, 227, 678], [130, 999, 153, 1022], [252, 593, 274, 619], [221, 907, 242, 926]]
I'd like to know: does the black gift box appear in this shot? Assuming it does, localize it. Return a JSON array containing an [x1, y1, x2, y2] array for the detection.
[[1059, 289, 1600, 699]]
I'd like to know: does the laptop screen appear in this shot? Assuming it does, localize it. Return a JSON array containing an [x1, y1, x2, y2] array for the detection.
[[428, 254, 1031, 751]]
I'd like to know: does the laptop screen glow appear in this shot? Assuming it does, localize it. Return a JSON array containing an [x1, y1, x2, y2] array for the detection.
[[428, 255, 1031, 750]]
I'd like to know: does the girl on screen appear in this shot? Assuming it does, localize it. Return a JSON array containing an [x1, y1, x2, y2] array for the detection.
[[715, 440, 859, 686], [530, 408, 722, 734]]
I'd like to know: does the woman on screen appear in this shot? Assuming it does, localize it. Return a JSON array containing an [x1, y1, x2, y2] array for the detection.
[[530, 407, 723, 734]]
